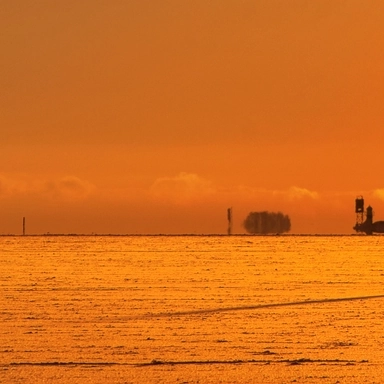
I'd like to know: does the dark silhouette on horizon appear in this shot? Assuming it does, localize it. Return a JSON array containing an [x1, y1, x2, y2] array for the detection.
[[353, 196, 384, 235], [243, 211, 291, 234]]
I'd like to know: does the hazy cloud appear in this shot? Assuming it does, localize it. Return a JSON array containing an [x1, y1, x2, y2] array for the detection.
[[0, 175, 94, 201], [150, 172, 215, 204], [231, 185, 319, 201], [42, 176, 95, 201], [373, 189, 384, 201], [281, 186, 319, 201], [0, 175, 29, 197]]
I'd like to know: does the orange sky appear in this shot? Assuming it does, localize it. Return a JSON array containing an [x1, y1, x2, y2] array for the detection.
[[2, 1, 384, 234]]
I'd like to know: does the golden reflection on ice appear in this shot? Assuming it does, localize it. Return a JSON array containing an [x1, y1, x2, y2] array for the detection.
[[1, 235, 384, 383]]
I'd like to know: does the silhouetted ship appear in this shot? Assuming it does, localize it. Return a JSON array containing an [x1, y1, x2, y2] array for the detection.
[[353, 196, 384, 235]]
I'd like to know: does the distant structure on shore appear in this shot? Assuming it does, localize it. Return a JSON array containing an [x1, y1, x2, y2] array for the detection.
[[243, 211, 291, 235], [227, 208, 233, 235], [353, 196, 384, 235]]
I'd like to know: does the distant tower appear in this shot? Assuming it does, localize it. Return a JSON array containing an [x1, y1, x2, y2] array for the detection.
[[22, 217, 26, 236], [355, 196, 364, 227], [365, 206, 374, 235], [366, 206, 373, 223], [227, 208, 233, 235]]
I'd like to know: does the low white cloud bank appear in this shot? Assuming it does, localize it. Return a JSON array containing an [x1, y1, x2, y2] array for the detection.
[[234, 185, 319, 201], [150, 172, 215, 204], [0, 174, 94, 201], [271, 186, 318, 200], [284, 186, 319, 200], [149, 174, 320, 207]]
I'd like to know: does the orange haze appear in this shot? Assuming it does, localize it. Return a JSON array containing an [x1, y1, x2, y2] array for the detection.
[[1, 1, 384, 234]]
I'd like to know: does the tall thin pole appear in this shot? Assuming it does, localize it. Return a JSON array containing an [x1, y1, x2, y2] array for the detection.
[[23, 217, 25, 236], [227, 208, 232, 235]]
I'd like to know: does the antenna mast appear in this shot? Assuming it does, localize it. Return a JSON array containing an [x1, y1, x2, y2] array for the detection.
[[227, 208, 233, 235]]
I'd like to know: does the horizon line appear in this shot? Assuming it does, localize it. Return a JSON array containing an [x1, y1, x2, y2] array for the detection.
[[0, 233, 369, 237]]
